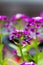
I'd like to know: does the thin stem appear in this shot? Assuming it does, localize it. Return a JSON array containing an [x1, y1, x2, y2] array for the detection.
[[34, 23, 38, 63], [35, 37, 38, 63], [35, 28, 39, 63], [19, 45, 24, 61], [13, 40, 24, 61], [0, 34, 3, 64]]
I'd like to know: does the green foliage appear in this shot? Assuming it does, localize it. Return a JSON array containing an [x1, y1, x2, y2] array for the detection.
[[38, 59, 43, 65], [0, 30, 43, 65], [2, 59, 7, 65]]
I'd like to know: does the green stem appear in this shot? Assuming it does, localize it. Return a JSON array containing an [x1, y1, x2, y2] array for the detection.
[[13, 39, 24, 61], [34, 24, 38, 63], [0, 34, 3, 64], [19, 45, 24, 61], [35, 28, 39, 63], [35, 37, 38, 63]]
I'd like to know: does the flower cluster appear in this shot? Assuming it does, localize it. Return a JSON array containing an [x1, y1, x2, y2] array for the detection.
[[9, 28, 33, 46], [0, 13, 43, 65], [8, 13, 43, 65], [9, 14, 43, 44]]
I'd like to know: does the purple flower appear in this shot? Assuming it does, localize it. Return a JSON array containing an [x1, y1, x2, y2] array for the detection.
[[39, 18, 43, 23], [30, 28, 35, 32], [36, 32, 40, 36], [35, 24, 40, 28], [12, 49, 17, 55], [32, 17, 42, 21], [32, 16, 43, 25], [39, 38, 43, 42], [21, 40, 26, 45], [23, 30, 30, 35], [25, 26, 29, 31], [30, 22, 35, 26], [28, 18, 34, 23], [16, 29, 24, 33], [20, 62, 25, 65], [24, 18, 30, 23], [11, 13, 27, 21], [26, 23, 30, 27], [11, 29, 17, 35], [26, 40, 31, 44], [9, 28, 17, 40], [0, 15, 8, 21], [20, 62, 37, 65], [9, 29, 24, 40], [28, 18, 35, 26], [16, 33, 21, 38], [9, 34, 14, 40]]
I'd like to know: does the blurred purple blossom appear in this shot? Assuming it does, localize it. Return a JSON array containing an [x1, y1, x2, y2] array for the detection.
[[35, 24, 40, 28], [21, 40, 26, 45], [0, 15, 8, 21], [20, 62, 37, 65], [12, 49, 17, 55], [30, 28, 35, 32], [10, 13, 27, 21], [36, 32, 40, 36]]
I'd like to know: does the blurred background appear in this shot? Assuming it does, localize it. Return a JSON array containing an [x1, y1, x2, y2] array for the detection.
[[0, 0, 43, 17]]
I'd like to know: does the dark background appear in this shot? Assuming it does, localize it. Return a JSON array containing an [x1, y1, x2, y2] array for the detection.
[[0, 0, 43, 17]]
